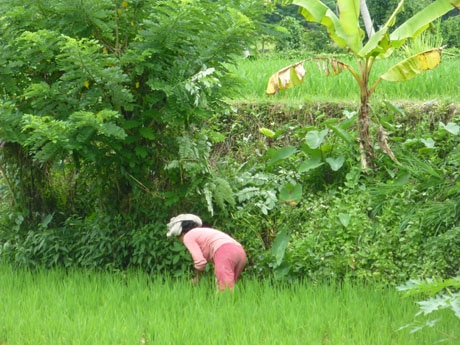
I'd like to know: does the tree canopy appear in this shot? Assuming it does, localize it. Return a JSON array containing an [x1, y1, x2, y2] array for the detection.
[[0, 0, 258, 222]]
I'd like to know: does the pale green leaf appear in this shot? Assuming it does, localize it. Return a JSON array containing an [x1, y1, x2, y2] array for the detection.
[[41, 214, 54, 229], [390, 0, 460, 48], [259, 127, 276, 138], [268, 146, 297, 164], [358, 27, 389, 57], [279, 183, 302, 204], [293, 0, 348, 49], [337, 0, 363, 53], [343, 110, 357, 119], [439, 122, 460, 135], [326, 156, 345, 171], [421, 138, 435, 148], [298, 157, 324, 173], [338, 213, 351, 227], [380, 49, 442, 82], [274, 261, 291, 279], [327, 124, 353, 144], [305, 129, 328, 149], [452, 299, 460, 318], [417, 296, 449, 315], [271, 230, 290, 266]]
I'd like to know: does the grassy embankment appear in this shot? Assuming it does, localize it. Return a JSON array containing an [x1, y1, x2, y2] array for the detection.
[[1, 266, 458, 345]]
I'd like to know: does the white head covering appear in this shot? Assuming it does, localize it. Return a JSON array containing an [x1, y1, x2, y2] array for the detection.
[[166, 214, 202, 237]]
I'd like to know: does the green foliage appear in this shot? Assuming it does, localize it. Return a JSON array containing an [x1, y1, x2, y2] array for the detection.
[[398, 277, 460, 342], [234, 172, 279, 215], [369, 108, 460, 278], [165, 132, 236, 216], [0, 0, 260, 271], [267, 0, 459, 169], [441, 14, 460, 49], [0, 0, 256, 221], [215, 102, 460, 284], [260, 109, 359, 190], [275, 16, 306, 52], [22, 110, 126, 163], [202, 176, 236, 216], [0, 211, 193, 275]]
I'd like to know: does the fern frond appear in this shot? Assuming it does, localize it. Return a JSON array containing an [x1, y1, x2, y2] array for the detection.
[[202, 184, 215, 216], [213, 176, 236, 209], [200, 176, 236, 216]]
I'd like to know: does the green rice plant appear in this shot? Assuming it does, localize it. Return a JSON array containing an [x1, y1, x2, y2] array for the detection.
[[231, 54, 460, 104], [0, 265, 458, 345]]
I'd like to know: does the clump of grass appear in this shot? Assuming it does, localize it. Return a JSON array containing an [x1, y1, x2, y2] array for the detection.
[[0, 266, 458, 344]]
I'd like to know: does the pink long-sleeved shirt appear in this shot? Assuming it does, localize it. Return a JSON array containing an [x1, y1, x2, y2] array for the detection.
[[182, 227, 242, 271]]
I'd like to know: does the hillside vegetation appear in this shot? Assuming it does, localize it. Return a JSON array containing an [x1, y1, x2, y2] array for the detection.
[[0, 0, 458, 285]]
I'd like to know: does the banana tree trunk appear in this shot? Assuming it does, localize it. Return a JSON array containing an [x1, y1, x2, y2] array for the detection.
[[358, 61, 375, 170], [358, 99, 375, 170]]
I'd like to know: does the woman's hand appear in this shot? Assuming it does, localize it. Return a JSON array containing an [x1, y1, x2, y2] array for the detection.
[[190, 270, 203, 285]]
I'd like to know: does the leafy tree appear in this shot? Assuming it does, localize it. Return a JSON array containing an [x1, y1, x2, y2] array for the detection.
[[367, 0, 434, 29], [441, 14, 460, 48], [266, 0, 460, 169], [275, 16, 306, 51], [0, 0, 257, 224]]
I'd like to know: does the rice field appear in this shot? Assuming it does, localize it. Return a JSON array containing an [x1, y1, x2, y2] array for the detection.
[[1, 265, 458, 345], [231, 53, 460, 104]]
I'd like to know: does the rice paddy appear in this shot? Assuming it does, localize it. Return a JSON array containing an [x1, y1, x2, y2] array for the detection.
[[231, 54, 460, 104], [1, 266, 458, 345]]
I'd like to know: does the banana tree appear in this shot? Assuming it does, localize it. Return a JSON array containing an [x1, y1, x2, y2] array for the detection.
[[266, 0, 460, 169]]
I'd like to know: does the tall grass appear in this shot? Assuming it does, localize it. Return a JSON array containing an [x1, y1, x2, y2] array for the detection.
[[230, 53, 460, 104], [1, 266, 458, 345]]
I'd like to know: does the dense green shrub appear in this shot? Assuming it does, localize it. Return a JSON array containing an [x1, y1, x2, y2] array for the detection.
[[215, 103, 460, 283], [275, 16, 306, 52], [441, 14, 460, 49], [0, 0, 259, 270], [0, 211, 194, 275], [0, 0, 261, 275], [0, 0, 257, 222], [304, 24, 341, 53]]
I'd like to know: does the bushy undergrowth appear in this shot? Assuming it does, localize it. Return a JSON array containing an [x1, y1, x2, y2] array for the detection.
[[0, 99, 460, 283], [217, 102, 460, 283], [0, 210, 198, 275], [1, 101, 459, 285]]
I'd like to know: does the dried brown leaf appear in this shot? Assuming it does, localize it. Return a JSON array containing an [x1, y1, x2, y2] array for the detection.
[[377, 125, 400, 164]]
